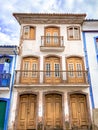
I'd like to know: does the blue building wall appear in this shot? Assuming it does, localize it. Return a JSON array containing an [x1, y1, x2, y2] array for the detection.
[[0, 46, 18, 130]]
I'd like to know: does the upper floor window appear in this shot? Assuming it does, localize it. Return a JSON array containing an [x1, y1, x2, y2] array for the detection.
[[94, 38, 98, 62], [67, 26, 80, 40], [23, 26, 35, 40], [96, 38, 98, 52], [45, 27, 60, 46], [0, 56, 12, 73]]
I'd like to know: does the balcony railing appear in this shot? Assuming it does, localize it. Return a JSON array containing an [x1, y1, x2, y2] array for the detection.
[[40, 36, 65, 52], [0, 73, 11, 87], [15, 70, 88, 85]]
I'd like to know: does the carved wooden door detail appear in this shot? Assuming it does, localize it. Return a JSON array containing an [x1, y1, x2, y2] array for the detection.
[[17, 94, 37, 130], [45, 94, 62, 130], [70, 94, 89, 128]]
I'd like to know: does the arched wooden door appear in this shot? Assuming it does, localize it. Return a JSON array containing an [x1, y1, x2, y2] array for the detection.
[[66, 57, 85, 83], [45, 56, 61, 84], [70, 94, 89, 128], [45, 27, 60, 47], [44, 94, 63, 130], [21, 57, 39, 84], [17, 94, 37, 130]]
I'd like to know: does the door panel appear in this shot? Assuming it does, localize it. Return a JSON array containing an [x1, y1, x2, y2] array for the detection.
[[0, 101, 6, 130], [45, 94, 62, 129], [45, 27, 60, 47], [17, 95, 28, 130], [45, 57, 61, 84], [21, 57, 39, 84], [67, 57, 84, 83], [70, 94, 88, 128], [17, 94, 37, 130], [27, 95, 36, 129]]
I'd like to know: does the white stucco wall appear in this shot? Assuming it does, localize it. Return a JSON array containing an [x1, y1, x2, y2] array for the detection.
[[8, 23, 93, 129], [83, 32, 98, 108]]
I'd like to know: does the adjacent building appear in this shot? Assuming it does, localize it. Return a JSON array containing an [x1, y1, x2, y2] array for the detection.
[[0, 46, 18, 130], [8, 13, 92, 130], [82, 20, 98, 128]]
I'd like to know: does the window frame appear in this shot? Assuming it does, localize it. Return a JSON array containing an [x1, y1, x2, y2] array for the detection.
[[67, 26, 81, 40], [23, 25, 36, 40], [94, 37, 98, 62]]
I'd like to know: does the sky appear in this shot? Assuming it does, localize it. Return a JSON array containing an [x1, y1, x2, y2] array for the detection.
[[0, 0, 98, 46]]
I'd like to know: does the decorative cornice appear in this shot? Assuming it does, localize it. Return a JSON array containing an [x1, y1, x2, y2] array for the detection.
[[13, 13, 86, 25], [0, 46, 19, 55]]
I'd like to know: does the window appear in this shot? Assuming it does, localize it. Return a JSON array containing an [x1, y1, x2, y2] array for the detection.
[[95, 38, 98, 52], [46, 32, 51, 44], [23, 26, 35, 40], [0, 57, 11, 73], [32, 63, 37, 77], [23, 61, 29, 77], [53, 32, 58, 44], [68, 63, 74, 77], [76, 63, 83, 77], [54, 63, 60, 77], [67, 26, 80, 40], [46, 63, 51, 77], [95, 38, 98, 62]]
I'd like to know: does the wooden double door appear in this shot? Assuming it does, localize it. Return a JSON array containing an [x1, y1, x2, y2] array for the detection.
[[21, 57, 39, 84], [45, 94, 63, 129], [45, 27, 60, 47], [67, 57, 85, 83], [45, 57, 61, 84], [17, 94, 37, 130], [70, 94, 89, 128]]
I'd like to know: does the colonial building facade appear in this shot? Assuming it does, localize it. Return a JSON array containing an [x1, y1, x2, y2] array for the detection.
[[0, 46, 18, 130], [82, 20, 98, 128], [8, 13, 92, 130]]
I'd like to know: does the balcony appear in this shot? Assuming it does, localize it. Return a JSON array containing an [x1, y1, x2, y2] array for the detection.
[[40, 36, 65, 52], [0, 73, 11, 89], [15, 70, 89, 87]]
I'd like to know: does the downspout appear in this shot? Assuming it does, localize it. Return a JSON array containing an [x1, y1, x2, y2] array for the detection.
[[82, 32, 95, 108], [5, 49, 17, 130]]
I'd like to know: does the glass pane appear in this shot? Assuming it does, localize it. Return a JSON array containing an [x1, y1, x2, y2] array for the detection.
[[23, 61, 29, 77], [31, 63, 37, 77], [53, 32, 58, 44], [46, 63, 51, 77], [76, 63, 83, 77], [68, 63, 74, 77], [23, 26, 29, 39], [55, 64, 60, 77], [46, 33, 51, 44], [74, 27, 79, 39], [96, 38, 98, 51], [68, 27, 73, 39]]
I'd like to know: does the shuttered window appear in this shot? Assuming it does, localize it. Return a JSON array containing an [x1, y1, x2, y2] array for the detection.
[[23, 26, 35, 40], [67, 26, 80, 40]]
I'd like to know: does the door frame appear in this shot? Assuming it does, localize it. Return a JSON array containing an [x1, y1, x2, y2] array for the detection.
[[44, 55, 62, 84], [20, 55, 40, 84], [68, 91, 91, 129], [15, 91, 39, 130], [66, 56, 85, 83], [43, 91, 65, 130]]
